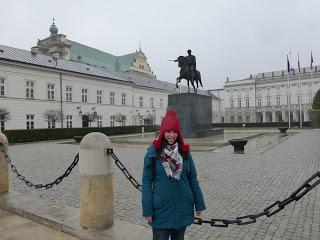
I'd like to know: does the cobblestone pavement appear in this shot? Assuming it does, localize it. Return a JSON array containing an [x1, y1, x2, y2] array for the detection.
[[6, 130, 320, 240]]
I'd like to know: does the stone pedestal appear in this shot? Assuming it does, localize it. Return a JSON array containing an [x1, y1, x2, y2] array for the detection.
[[168, 93, 223, 138], [79, 132, 114, 230], [0, 133, 9, 193]]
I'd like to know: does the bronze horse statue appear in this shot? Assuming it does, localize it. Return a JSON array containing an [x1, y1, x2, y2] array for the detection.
[[176, 56, 203, 93]]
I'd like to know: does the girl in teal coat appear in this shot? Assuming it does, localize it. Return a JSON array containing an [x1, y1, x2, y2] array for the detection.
[[142, 109, 206, 240]]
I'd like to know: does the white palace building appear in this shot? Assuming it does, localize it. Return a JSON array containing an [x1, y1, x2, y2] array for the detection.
[[210, 66, 320, 124], [0, 21, 212, 131]]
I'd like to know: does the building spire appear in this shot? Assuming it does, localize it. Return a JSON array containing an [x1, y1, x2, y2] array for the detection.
[[49, 17, 58, 36], [139, 41, 142, 51]]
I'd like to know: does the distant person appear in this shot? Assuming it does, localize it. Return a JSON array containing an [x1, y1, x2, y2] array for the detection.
[[142, 109, 206, 240]]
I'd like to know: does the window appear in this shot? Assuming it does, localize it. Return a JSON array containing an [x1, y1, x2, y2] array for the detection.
[[120, 115, 126, 126], [110, 115, 115, 127], [26, 114, 34, 129], [47, 83, 55, 100], [97, 115, 102, 127], [110, 92, 115, 105], [0, 77, 4, 96], [121, 93, 126, 105], [230, 116, 234, 123], [246, 99, 249, 107], [82, 89, 88, 103], [267, 97, 271, 106], [230, 100, 234, 108], [297, 96, 301, 105], [66, 86, 72, 101], [287, 96, 291, 105], [160, 99, 164, 108], [139, 96, 143, 107], [257, 98, 262, 106], [276, 96, 281, 106], [0, 114, 4, 131], [26, 81, 34, 99], [267, 87, 270, 92], [48, 115, 55, 129], [150, 98, 154, 108], [246, 115, 250, 123], [66, 115, 72, 128], [237, 99, 241, 108], [309, 94, 313, 104], [258, 88, 262, 92], [97, 90, 102, 104], [238, 116, 243, 123]]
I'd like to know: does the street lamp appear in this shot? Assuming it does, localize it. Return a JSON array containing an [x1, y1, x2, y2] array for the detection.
[[77, 106, 82, 116]]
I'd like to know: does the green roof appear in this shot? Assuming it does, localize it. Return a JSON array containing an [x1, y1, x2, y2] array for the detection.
[[117, 53, 135, 72], [68, 40, 135, 72]]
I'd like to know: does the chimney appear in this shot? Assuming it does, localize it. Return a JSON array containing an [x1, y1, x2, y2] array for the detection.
[[31, 47, 38, 55], [250, 74, 252, 79]]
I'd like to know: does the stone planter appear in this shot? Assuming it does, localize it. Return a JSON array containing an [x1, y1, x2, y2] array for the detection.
[[74, 135, 84, 143], [278, 128, 288, 134], [229, 139, 248, 154]]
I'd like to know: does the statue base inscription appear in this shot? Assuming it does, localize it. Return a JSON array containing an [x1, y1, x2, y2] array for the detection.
[[168, 93, 223, 138]]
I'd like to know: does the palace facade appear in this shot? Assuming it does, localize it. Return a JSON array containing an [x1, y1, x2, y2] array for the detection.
[[210, 68, 320, 123]]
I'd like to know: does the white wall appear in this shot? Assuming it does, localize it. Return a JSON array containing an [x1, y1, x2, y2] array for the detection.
[[0, 61, 169, 130]]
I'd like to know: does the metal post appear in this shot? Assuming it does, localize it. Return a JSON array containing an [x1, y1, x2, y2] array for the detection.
[[298, 70, 302, 127], [0, 133, 9, 193], [287, 70, 291, 128], [79, 132, 114, 230]]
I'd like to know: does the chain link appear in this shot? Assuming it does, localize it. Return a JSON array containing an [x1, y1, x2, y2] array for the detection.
[[0, 143, 79, 189], [106, 148, 142, 192], [194, 171, 320, 226], [105, 147, 320, 227]]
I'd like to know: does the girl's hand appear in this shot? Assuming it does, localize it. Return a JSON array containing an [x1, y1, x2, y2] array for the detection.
[[195, 211, 202, 218], [144, 216, 153, 223]]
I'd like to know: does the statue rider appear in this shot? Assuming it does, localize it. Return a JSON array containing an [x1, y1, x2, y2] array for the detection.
[[175, 49, 196, 80], [186, 49, 196, 72]]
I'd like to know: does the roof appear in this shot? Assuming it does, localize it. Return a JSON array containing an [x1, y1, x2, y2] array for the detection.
[[0, 44, 127, 82], [239, 65, 320, 82], [0, 44, 211, 96], [68, 40, 136, 72], [68, 40, 117, 70]]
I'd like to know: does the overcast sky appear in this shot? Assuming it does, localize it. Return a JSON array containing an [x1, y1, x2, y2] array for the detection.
[[1, 0, 319, 90]]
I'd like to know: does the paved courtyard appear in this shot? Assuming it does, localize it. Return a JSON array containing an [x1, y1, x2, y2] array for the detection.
[[5, 129, 320, 240]]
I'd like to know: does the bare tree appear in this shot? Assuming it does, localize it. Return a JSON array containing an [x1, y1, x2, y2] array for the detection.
[[43, 109, 64, 122], [0, 108, 11, 121]]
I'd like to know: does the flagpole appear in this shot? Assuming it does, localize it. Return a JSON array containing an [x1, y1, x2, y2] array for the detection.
[[298, 53, 302, 128], [311, 51, 314, 109], [287, 55, 291, 128]]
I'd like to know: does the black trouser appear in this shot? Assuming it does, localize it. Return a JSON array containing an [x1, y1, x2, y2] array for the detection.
[[152, 228, 186, 240]]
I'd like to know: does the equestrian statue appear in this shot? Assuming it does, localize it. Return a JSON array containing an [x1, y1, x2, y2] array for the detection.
[[169, 49, 203, 93]]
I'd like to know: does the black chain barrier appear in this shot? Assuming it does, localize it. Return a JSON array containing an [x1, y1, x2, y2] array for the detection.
[[0, 143, 79, 189], [106, 148, 142, 192], [105, 148, 320, 227]]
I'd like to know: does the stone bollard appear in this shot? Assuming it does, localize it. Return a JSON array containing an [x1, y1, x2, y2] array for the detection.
[[0, 133, 9, 193], [79, 132, 114, 230]]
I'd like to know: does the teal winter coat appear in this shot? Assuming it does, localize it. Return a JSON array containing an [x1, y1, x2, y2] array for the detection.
[[142, 145, 206, 229]]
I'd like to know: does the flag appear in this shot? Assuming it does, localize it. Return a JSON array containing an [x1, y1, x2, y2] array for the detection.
[[298, 53, 300, 73], [287, 55, 290, 73], [311, 51, 314, 69]]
